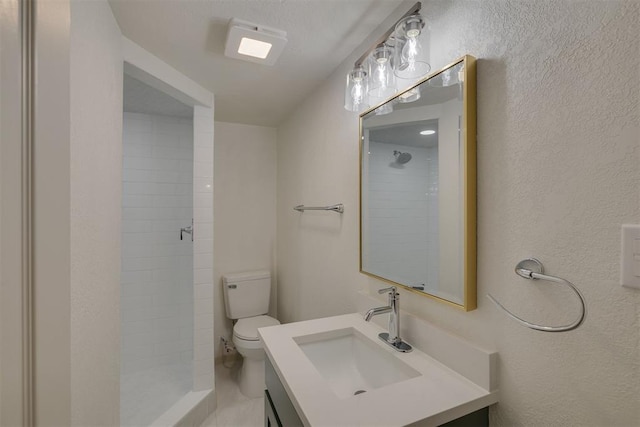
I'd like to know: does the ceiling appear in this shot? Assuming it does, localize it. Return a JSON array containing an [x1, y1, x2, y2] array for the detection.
[[109, 0, 404, 127], [369, 119, 439, 148], [124, 74, 193, 118]]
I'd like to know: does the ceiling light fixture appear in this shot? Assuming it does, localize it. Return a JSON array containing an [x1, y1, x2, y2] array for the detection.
[[238, 37, 272, 59], [420, 130, 435, 135], [225, 18, 287, 66], [344, 2, 430, 113]]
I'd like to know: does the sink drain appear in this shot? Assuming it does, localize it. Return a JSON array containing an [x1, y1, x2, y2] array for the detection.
[[354, 390, 367, 395]]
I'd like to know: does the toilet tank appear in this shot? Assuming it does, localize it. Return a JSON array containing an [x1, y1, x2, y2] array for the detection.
[[222, 270, 271, 319]]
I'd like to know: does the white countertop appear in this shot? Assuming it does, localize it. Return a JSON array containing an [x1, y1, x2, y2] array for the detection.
[[259, 313, 499, 427]]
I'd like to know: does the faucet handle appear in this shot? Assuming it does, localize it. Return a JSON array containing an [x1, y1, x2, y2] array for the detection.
[[378, 286, 397, 295]]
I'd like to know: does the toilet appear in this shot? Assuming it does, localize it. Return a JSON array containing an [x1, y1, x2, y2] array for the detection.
[[222, 270, 280, 398]]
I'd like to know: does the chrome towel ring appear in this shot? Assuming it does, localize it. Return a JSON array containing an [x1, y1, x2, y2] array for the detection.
[[487, 258, 587, 332]]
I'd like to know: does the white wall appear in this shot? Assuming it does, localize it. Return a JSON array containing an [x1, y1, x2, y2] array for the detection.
[[0, 0, 27, 423], [34, 0, 72, 423], [213, 122, 277, 359], [5, 1, 214, 424], [70, 0, 122, 424], [277, 1, 640, 425], [276, 3, 430, 324], [192, 105, 215, 392]]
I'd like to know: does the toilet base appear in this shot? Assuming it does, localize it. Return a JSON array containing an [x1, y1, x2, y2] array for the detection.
[[238, 356, 265, 398]]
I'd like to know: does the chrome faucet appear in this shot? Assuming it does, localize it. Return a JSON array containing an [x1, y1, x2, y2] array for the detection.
[[364, 286, 412, 353]]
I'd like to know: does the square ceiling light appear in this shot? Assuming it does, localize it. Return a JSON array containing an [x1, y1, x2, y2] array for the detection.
[[224, 18, 287, 66]]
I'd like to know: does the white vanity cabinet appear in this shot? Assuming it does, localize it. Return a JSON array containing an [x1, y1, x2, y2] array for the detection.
[[259, 314, 498, 427], [264, 356, 489, 427]]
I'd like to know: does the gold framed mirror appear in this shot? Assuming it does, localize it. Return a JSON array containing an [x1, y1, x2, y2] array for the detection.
[[359, 55, 476, 310]]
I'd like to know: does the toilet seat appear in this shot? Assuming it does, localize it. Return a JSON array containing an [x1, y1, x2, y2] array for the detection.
[[233, 315, 280, 341]]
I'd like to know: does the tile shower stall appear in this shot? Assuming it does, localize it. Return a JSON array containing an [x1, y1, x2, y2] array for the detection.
[[363, 141, 439, 289], [120, 107, 214, 426]]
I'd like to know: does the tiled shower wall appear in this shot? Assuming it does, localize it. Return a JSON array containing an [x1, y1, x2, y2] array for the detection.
[[192, 106, 215, 391], [363, 141, 439, 289], [121, 112, 194, 375]]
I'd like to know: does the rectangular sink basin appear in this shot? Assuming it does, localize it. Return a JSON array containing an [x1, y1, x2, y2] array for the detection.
[[294, 327, 420, 399]]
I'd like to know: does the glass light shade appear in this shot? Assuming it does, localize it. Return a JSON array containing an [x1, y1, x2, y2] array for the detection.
[[441, 68, 459, 86], [429, 67, 461, 87], [397, 87, 421, 103], [367, 45, 397, 107], [374, 103, 394, 115], [393, 14, 431, 80], [458, 64, 465, 82], [344, 67, 369, 112]]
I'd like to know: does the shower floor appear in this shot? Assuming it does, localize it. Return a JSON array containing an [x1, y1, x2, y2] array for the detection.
[[121, 361, 192, 427]]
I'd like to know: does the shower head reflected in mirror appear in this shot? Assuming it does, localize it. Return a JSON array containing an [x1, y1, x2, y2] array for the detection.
[[393, 150, 412, 164]]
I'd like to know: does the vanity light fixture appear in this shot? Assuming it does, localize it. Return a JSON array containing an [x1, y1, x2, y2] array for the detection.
[[393, 14, 430, 80], [397, 87, 421, 103], [420, 129, 435, 135], [429, 67, 464, 87], [368, 45, 397, 109], [344, 2, 430, 112], [344, 67, 369, 112], [224, 18, 287, 66], [375, 103, 394, 115]]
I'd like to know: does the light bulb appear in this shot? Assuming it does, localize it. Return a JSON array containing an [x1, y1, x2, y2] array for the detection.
[[344, 67, 368, 112], [442, 69, 451, 86], [351, 80, 364, 105], [368, 45, 396, 101], [376, 63, 387, 85], [401, 37, 419, 71], [400, 20, 422, 72], [394, 14, 430, 79]]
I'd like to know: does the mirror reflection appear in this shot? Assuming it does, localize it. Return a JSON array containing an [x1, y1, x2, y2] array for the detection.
[[360, 56, 476, 310]]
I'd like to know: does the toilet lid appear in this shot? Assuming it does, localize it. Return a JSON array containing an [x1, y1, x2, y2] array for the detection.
[[234, 315, 280, 341]]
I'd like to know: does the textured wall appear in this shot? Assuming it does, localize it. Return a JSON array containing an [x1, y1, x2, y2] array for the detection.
[[70, 0, 122, 424], [0, 1, 23, 423], [34, 0, 72, 423], [277, 1, 639, 425], [213, 122, 277, 359]]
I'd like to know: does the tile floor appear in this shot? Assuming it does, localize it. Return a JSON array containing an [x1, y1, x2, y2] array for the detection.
[[121, 361, 192, 426], [201, 361, 264, 427]]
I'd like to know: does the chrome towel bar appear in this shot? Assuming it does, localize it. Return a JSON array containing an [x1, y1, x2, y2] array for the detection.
[[293, 204, 344, 213], [487, 258, 586, 332]]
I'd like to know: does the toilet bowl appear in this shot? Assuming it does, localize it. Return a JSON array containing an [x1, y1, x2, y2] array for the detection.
[[232, 315, 280, 398], [222, 270, 280, 398]]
